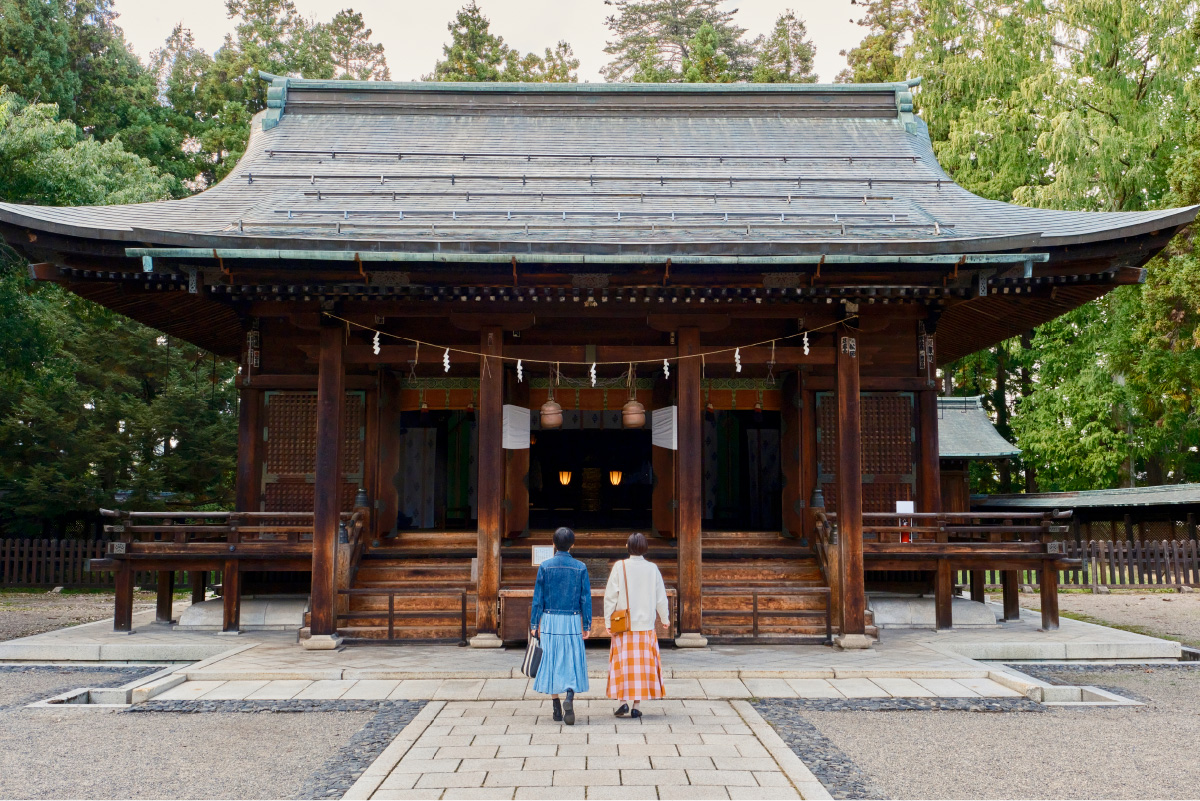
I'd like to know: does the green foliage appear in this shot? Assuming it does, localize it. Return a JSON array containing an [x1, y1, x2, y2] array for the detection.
[[602, 0, 752, 82], [427, 3, 578, 83], [836, 0, 916, 83], [682, 22, 732, 83], [328, 9, 389, 80], [751, 10, 817, 84]]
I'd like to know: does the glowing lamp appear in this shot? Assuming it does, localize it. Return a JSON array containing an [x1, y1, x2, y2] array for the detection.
[[609, 470, 623, 486], [558, 470, 572, 486]]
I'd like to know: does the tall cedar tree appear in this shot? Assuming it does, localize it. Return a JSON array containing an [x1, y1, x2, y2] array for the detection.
[[602, 0, 752, 82], [427, 2, 578, 82], [751, 10, 817, 84]]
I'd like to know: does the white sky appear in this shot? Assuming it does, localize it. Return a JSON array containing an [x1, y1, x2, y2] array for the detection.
[[111, 0, 865, 83]]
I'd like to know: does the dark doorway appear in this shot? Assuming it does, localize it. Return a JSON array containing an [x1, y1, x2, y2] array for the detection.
[[529, 428, 653, 530]]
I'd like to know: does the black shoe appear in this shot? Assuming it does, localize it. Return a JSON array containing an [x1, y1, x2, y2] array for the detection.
[[630, 707, 642, 719], [563, 689, 575, 726], [614, 703, 630, 717], [552, 699, 563, 722]]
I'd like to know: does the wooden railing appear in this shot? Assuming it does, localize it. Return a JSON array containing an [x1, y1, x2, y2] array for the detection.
[[0, 538, 186, 587], [702, 587, 833, 644], [959, 539, 1200, 590], [336, 588, 476, 645]]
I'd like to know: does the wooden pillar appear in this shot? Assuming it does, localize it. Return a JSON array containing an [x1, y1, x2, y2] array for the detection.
[[935, 559, 953, 630], [781, 373, 803, 540], [235, 388, 262, 512], [472, 326, 504, 646], [190, 570, 207, 605], [1040, 564, 1060, 630], [836, 325, 867, 644], [309, 323, 345, 641], [801, 386, 818, 545], [114, 561, 134, 632], [969, 570, 985, 603], [1001, 570, 1020, 620], [155, 571, 175, 623], [676, 327, 705, 645], [917, 390, 941, 513], [222, 559, 241, 633]]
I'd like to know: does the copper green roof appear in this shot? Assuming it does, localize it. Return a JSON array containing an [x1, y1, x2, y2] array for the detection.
[[938, 396, 1020, 460]]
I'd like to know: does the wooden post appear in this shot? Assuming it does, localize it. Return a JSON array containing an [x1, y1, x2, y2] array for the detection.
[[1040, 564, 1060, 630], [222, 559, 241, 633], [801, 385, 817, 545], [675, 327, 706, 646], [190, 570, 207, 605], [935, 559, 953, 630], [307, 322, 345, 646], [236, 388, 263, 512], [836, 324, 868, 646], [155, 571, 175, 623], [969, 570, 985, 603], [472, 326, 504, 647], [1001, 570, 1020, 620], [114, 560, 134, 632], [917, 390, 941, 513]]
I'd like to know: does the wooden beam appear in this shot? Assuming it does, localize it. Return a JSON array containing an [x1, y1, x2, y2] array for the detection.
[[917, 390, 941, 514], [235, 388, 262, 513], [474, 326, 504, 643], [114, 561, 134, 632], [676, 327, 704, 640], [326, 341, 834, 367], [238, 374, 376, 390], [802, 375, 932, 392], [836, 323, 866, 639], [222, 559, 241, 633], [155, 571, 175, 623], [309, 322, 345, 637]]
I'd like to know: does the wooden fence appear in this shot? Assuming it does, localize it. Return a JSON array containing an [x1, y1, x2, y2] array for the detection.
[[958, 539, 1200, 589], [0, 539, 186, 588]]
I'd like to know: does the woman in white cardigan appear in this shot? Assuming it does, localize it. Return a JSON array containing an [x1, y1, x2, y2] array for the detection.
[[603, 532, 670, 718]]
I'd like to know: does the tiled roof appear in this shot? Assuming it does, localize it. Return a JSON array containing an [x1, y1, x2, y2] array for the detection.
[[938, 396, 1019, 459], [0, 76, 1195, 257], [975, 484, 1200, 510]]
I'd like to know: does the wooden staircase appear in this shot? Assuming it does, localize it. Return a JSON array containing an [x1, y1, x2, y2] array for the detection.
[[331, 529, 867, 643]]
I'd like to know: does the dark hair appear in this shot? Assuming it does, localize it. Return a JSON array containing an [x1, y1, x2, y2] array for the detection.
[[553, 527, 575, 552], [627, 532, 648, 556]]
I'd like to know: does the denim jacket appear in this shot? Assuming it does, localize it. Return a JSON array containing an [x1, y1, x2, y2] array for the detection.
[[529, 551, 592, 630]]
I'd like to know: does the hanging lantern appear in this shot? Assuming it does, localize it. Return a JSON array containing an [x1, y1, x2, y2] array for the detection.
[[622, 362, 645, 429], [540, 398, 563, 429], [609, 470, 622, 486], [558, 470, 572, 486]]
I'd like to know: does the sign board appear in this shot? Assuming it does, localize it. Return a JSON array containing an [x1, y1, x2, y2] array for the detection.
[[895, 500, 915, 514], [652, 405, 677, 450], [531, 546, 554, 566], [502, 404, 530, 449]]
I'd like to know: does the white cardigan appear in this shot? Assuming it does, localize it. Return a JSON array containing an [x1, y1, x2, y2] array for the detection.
[[603, 555, 670, 632]]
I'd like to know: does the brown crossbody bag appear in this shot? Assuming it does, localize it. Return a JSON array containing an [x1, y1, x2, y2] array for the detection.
[[608, 560, 631, 635]]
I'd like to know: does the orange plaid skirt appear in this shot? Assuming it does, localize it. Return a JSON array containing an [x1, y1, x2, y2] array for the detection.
[[606, 629, 665, 701]]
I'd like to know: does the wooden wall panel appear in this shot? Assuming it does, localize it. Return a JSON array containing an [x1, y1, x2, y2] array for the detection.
[[262, 390, 366, 513]]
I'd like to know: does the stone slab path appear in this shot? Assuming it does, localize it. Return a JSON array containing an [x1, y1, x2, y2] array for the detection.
[[344, 699, 830, 801], [154, 675, 1022, 703]]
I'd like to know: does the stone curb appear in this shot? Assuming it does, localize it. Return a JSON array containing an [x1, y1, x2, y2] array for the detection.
[[731, 699, 833, 801], [341, 700, 445, 800]]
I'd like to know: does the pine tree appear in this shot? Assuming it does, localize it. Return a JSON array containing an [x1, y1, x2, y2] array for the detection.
[[427, 2, 510, 82], [682, 22, 732, 83], [601, 0, 752, 82], [327, 9, 390, 80], [836, 0, 916, 83], [751, 10, 817, 83]]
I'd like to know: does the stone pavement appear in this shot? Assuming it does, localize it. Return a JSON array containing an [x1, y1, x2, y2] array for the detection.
[[342, 699, 831, 801]]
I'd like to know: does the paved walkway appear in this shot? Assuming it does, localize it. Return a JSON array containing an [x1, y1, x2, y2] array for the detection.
[[343, 699, 830, 800]]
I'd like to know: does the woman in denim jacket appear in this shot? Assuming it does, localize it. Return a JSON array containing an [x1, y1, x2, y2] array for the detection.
[[530, 527, 592, 725]]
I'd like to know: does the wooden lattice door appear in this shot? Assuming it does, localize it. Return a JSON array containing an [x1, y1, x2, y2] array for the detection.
[[815, 392, 916, 513], [261, 391, 366, 512]]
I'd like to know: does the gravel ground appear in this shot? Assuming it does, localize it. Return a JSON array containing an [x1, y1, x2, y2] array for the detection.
[[796, 667, 1200, 799], [0, 590, 156, 641], [0, 704, 372, 800], [0, 665, 158, 710]]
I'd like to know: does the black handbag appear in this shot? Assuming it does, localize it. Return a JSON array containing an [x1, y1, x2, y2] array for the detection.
[[521, 634, 542, 678]]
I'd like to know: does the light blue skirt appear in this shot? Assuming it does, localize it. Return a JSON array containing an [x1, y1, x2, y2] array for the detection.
[[532, 612, 590, 695]]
